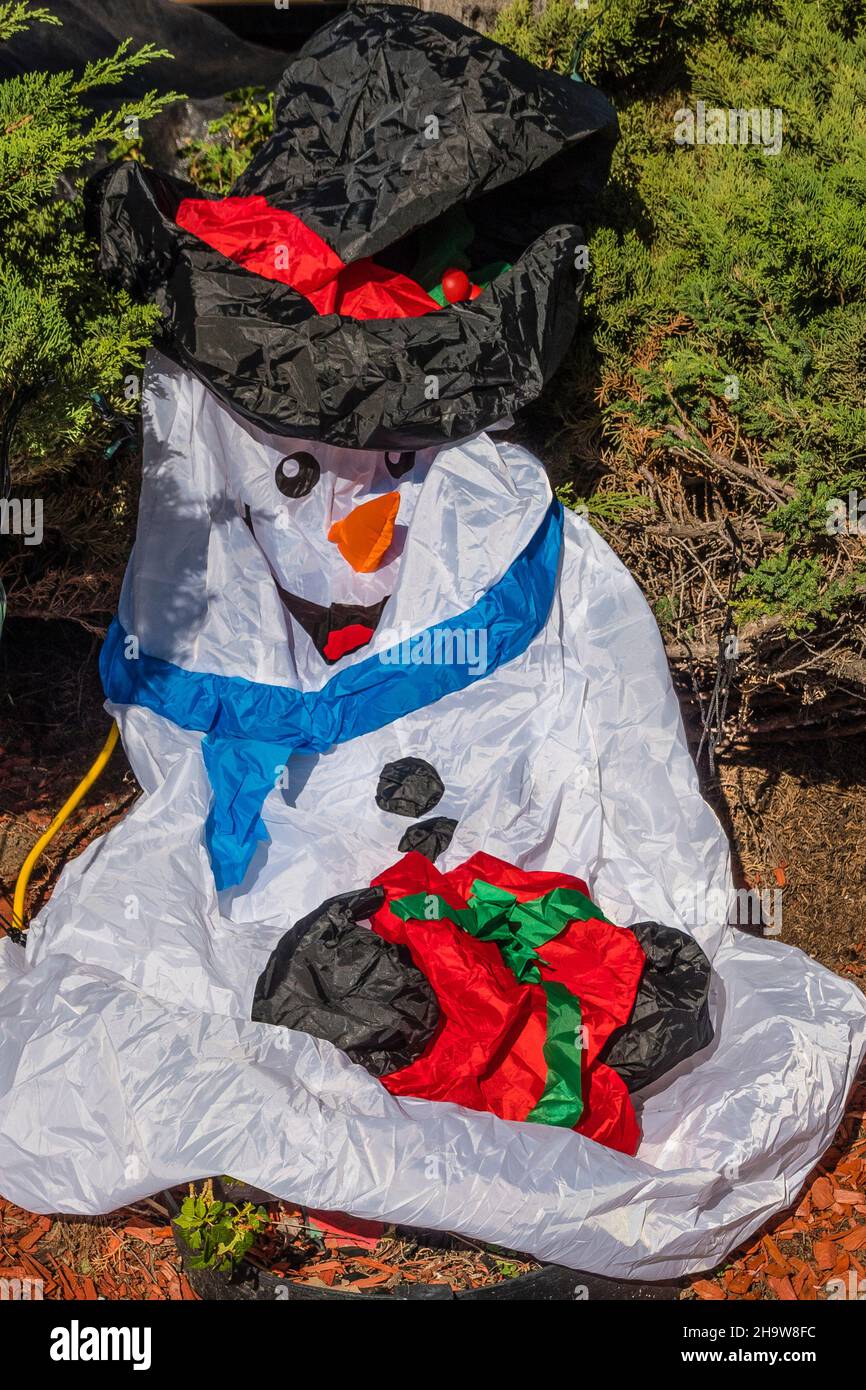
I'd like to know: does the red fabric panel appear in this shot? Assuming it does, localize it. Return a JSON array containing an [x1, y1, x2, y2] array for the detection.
[[537, 923, 643, 1068], [175, 195, 439, 320], [448, 853, 645, 1065], [328, 258, 439, 320], [371, 852, 644, 1155], [176, 194, 343, 295], [578, 1062, 640, 1154], [448, 851, 592, 904], [371, 852, 469, 945], [372, 856, 549, 1119]]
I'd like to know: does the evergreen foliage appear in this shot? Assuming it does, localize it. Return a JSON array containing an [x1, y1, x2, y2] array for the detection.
[[0, 3, 179, 469], [495, 0, 866, 733], [0, 3, 179, 628], [178, 84, 273, 192]]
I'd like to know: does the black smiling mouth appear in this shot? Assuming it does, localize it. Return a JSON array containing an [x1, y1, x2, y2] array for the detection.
[[243, 503, 389, 664], [277, 587, 389, 664]]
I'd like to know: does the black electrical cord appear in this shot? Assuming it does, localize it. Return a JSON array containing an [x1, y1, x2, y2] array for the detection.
[[0, 904, 27, 946], [697, 520, 744, 775]]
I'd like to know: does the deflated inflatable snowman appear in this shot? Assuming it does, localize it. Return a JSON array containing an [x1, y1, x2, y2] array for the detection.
[[1, 7, 863, 1280]]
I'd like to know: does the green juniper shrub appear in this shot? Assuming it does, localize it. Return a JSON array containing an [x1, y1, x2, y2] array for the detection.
[[177, 84, 273, 193], [495, 0, 866, 677], [0, 2, 180, 473], [0, 2, 179, 629]]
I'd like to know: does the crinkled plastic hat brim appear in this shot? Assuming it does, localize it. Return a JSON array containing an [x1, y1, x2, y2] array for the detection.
[[86, 3, 618, 449]]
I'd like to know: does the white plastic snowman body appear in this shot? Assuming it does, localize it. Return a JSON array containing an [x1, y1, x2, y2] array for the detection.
[[1, 352, 863, 1283]]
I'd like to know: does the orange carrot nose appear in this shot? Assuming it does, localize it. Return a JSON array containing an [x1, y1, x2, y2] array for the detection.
[[327, 490, 400, 573]]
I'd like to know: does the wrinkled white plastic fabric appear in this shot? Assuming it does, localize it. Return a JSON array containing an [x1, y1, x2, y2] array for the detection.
[[1, 355, 863, 1280]]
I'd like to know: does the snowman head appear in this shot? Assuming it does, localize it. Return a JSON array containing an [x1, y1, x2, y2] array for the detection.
[[237, 435, 438, 664]]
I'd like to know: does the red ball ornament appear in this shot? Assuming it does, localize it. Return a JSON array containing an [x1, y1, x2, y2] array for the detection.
[[441, 267, 471, 303]]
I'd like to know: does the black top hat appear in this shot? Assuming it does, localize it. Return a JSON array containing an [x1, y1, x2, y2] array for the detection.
[[88, 4, 618, 450]]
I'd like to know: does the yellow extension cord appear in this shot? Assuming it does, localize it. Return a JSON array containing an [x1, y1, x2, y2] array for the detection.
[[11, 722, 119, 932]]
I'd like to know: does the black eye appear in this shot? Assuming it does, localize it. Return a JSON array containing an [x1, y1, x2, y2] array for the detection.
[[385, 451, 415, 479], [275, 452, 320, 498]]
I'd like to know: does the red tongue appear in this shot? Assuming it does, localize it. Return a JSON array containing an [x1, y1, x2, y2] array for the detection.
[[323, 623, 376, 662]]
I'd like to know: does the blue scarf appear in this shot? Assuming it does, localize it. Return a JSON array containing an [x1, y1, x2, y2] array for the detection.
[[101, 500, 563, 889]]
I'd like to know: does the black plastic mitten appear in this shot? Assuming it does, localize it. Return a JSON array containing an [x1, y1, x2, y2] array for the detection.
[[599, 921, 714, 1093], [252, 887, 439, 1076]]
